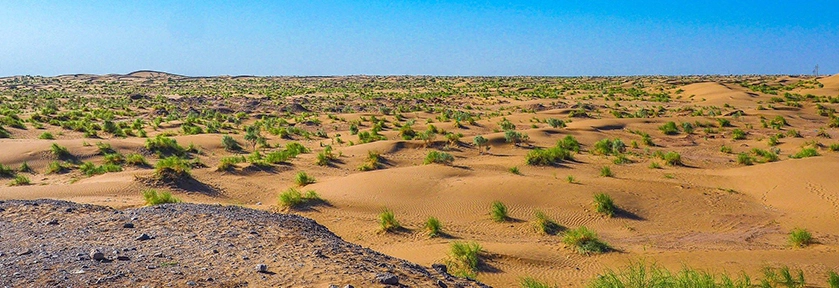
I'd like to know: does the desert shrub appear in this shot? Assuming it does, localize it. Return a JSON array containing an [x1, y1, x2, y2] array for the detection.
[[447, 241, 483, 279], [154, 156, 191, 180], [0, 127, 9, 138], [731, 129, 747, 140], [284, 142, 309, 156], [103, 153, 125, 165], [659, 121, 680, 135], [520, 277, 553, 288], [640, 132, 655, 146], [10, 174, 31, 186], [720, 145, 733, 154], [534, 210, 562, 235], [295, 171, 316, 186], [143, 189, 181, 206], [557, 135, 581, 153], [504, 130, 528, 146], [612, 153, 631, 165], [649, 161, 662, 169], [50, 143, 71, 159], [96, 142, 115, 155], [600, 166, 613, 177], [563, 226, 610, 255], [737, 153, 754, 165], [592, 138, 625, 156], [768, 135, 780, 146], [39, 132, 54, 140], [46, 161, 70, 174], [315, 146, 337, 166], [221, 135, 241, 151], [681, 122, 695, 134], [18, 162, 32, 173], [217, 156, 246, 171], [762, 266, 805, 288], [790, 147, 819, 159], [525, 146, 572, 166], [473, 135, 489, 154], [424, 151, 454, 165], [588, 262, 754, 288], [265, 150, 292, 164], [79, 162, 122, 176], [662, 151, 682, 166], [278, 188, 324, 210], [717, 118, 732, 127], [546, 118, 566, 128], [145, 135, 186, 156], [398, 124, 417, 140], [751, 148, 779, 162], [593, 193, 615, 217], [490, 201, 509, 222], [125, 153, 149, 166], [358, 150, 384, 171], [788, 228, 813, 248], [509, 166, 521, 175], [829, 271, 839, 288], [0, 164, 14, 178], [425, 216, 442, 238], [566, 175, 576, 184], [787, 129, 802, 138], [379, 208, 401, 232]]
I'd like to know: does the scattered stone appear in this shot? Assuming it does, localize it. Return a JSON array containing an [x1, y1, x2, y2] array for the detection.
[[146, 265, 157, 270], [328, 285, 339, 288], [376, 273, 399, 285], [18, 248, 33, 256], [153, 252, 164, 258], [46, 219, 59, 225], [117, 256, 130, 261], [436, 280, 448, 288], [432, 263, 447, 273], [186, 281, 197, 286], [255, 264, 268, 273], [135, 234, 151, 241], [90, 249, 105, 261], [123, 223, 135, 228], [344, 285, 355, 288]]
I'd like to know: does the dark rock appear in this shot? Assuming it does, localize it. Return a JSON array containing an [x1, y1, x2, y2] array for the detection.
[[90, 249, 105, 261], [18, 249, 33, 256], [255, 264, 268, 273], [437, 280, 448, 288], [45, 219, 59, 225], [343, 285, 355, 288], [135, 234, 151, 241], [117, 256, 130, 261], [432, 263, 447, 274], [123, 223, 135, 228], [376, 273, 399, 285]]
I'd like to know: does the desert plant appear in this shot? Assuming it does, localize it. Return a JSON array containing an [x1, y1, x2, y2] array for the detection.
[[39, 132, 54, 140], [593, 193, 615, 217], [731, 129, 747, 140], [424, 151, 454, 165], [520, 277, 553, 288], [50, 143, 71, 159], [566, 175, 576, 184], [600, 166, 613, 177], [221, 135, 241, 151], [447, 241, 483, 279], [720, 145, 733, 154], [18, 161, 32, 173], [509, 166, 521, 175], [504, 130, 528, 147], [145, 135, 186, 156], [46, 161, 69, 174], [125, 153, 149, 166], [217, 156, 246, 171], [588, 261, 754, 288], [828, 271, 839, 288], [425, 216, 442, 237], [103, 153, 125, 165], [649, 161, 662, 169], [525, 146, 572, 166], [563, 226, 610, 255], [737, 153, 754, 165], [358, 150, 384, 171], [10, 174, 30, 186], [659, 121, 680, 135], [546, 118, 566, 128], [662, 151, 682, 166], [490, 201, 509, 222], [788, 228, 813, 248], [533, 210, 562, 235], [154, 156, 191, 180], [278, 188, 324, 210], [143, 189, 181, 205], [762, 266, 805, 288], [790, 147, 819, 159], [295, 171, 316, 186], [0, 164, 14, 178], [473, 135, 489, 154], [379, 208, 401, 232]]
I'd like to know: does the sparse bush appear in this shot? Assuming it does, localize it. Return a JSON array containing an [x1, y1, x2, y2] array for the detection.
[[659, 121, 680, 135], [592, 138, 626, 156], [103, 153, 125, 165], [447, 241, 483, 279], [762, 266, 805, 288], [662, 151, 682, 166], [39, 132, 54, 140], [525, 146, 572, 166], [731, 129, 747, 140], [10, 174, 30, 186], [588, 262, 754, 288], [18, 162, 32, 173], [593, 193, 615, 217], [0, 164, 14, 178], [557, 135, 581, 153], [790, 147, 819, 159], [473, 135, 489, 154], [425, 216, 442, 237], [295, 171, 316, 186], [145, 135, 186, 156], [284, 142, 309, 156], [50, 143, 71, 159], [546, 118, 566, 128], [737, 153, 754, 165], [221, 135, 241, 151], [491, 201, 509, 222], [829, 271, 839, 288], [358, 150, 384, 171], [46, 161, 69, 174], [154, 156, 191, 180], [379, 208, 401, 232], [649, 161, 662, 169], [424, 151, 454, 165], [278, 188, 324, 210], [788, 228, 813, 248], [520, 277, 553, 288], [720, 145, 733, 154], [79, 161, 123, 176], [509, 166, 521, 175], [534, 210, 562, 235], [143, 189, 181, 205], [217, 156, 246, 171], [562, 226, 610, 255], [600, 166, 613, 177], [125, 153, 149, 166]]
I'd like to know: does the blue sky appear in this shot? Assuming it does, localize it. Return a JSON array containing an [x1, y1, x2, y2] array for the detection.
[[1, 1, 836, 76]]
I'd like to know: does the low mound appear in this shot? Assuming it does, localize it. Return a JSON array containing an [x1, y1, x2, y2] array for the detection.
[[0, 200, 485, 288], [678, 82, 754, 104]]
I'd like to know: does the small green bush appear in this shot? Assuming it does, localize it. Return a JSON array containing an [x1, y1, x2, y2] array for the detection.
[[217, 156, 246, 171], [448, 241, 483, 279], [425, 216, 442, 237], [737, 153, 754, 165], [790, 147, 819, 159], [788, 228, 813, 248], [731, 129, 747, 140], [46, 161, 69, 174], [358, 150, 384, 171], [490, 201, 509, 222], [295, 171, 316, 186], [154, 156, 191, 180], [39, 132, 54, 140], [534, 210, 562, 235], [556, 135, 581, 153], [662, 151, 682, 166], [0, 164, 14, 178], [10, 174, 30, 186], [221, 135, 242, 151], [720, 145, 733, 154], [379, 208, 401, 232], [520, 277, 553, 288], [103, 153, 125, 165], [593, 193, 615, 217], [659, 121, 680, 135], [762, 266, 805, 288], [125, 153, 149, 166], [828, 271, 839, 288], [278, 188, 324, 210], [546, 118, 566, 128], [143, 189, 181, 205], [509, 166, 521, 175], [600, 166, 613, 177], [50, 143, 71, 159], [562, 226, 610, 255], [525, 146, 572, 166], [145, 135, 187, 156], [424, 151, 454, 165], [592, 138, 626, 156]]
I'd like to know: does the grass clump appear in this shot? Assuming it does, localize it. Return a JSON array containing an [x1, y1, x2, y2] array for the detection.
[[562, 226, 610, 255], [533, 210, 562, 235], [125, 153, 149, 166], [0, 164, 14, 178], [737, 153, 754, 165], [142, 189, 181, 206], [790, 147, 819, 159], [600, 166, 613, 177], [221, 135, 242, 151], [379, 208, 401, 233], [50, 143, 72, 159], [526, 146, 572, 166], [154, 156, 191, 180], [39, 132, 54, 140], [662, 151, 682, 166], [217, 156, 246, 171], [424, 216, 442, 238], [592, 138, 626, 156], [731, 129, 747, 140], [762, 266, 805, 288], [593, 193, 616, 217], [294, 171, 316, 186], [490, 201, 509, 222], [358, 150, 384, 171], [79, 162, 123, 176], [424, 150, 454, 165], [659, 121, 680, 135], [588, 261, 754, 288], [509, 166, 521, 175], [828, 271, 839, 288], [278, 188, 324, 210], [520, 277, 554, 288], [788, 228, 813, 248], [447, 241, 484, 279], [46, 161, 70, 174], [145, 135, 186, 157], [10, 174, 31, 186]]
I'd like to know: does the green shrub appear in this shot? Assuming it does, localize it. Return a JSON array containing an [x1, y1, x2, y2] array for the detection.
[[566, 175, 576, 184], [295, 171, 316, 186], [649, 161, 662, 169], [612, 153, 631, 165], [46, 161, 69, 174], [358, 150, 384, 171], [18, 161, 32, 173], [145, 135, 186, 156], [731, 129, 747, 140], [39, 132, 54, 140], [737, 153, 754, 165], [447, 241, 483, 279], [557, 135, 581, 153], [790, 147, 819, 159], [154, 156, 191, 180], [379, 208, 401, 232], [96, 142, 115, 155], [525, 146, 572, 166], [830, 144, 839, 152], [125, 153, 149, 166], [593, 193, 615, 217], [509, 166, 521, 175], [717, 118, 732, 127], [659, 121, 680, 135], [278, 188, 324, 210], [50, 143, 71, 159], [315, 146, 337, 166], [79, 162, 122, 176], [491, 201, 509, 222], [720, 145, 733, 154], [588, 262, 753, 288], [562, 226, 610, 255], [762, 266, 805, 288], [103, 153, 125, 165], [425, 216, 442, 238], [0, 164, 14, 178], [10, 174, 30, 186], [662, 151, 682, 166], [600, 166, 613, 177], [473, 135, 489, 154], [143, 189, 181, 205], [221, 135, 241, 151], [424, 151, 454, 165], [217, 156, 246, 171], [829, 271, 839, 288], [788, 228, 813, 248], [534, 210, 562, 235], [681, 122, 695, 134], [546, 118, 566, 128], [520, 277, 553, 288]]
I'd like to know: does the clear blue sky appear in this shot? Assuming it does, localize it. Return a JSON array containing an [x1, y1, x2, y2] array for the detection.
[[1, 1, 836, 76]]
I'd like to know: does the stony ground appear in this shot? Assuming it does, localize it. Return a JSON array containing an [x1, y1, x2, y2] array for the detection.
[[0, 200, 486, 287]]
